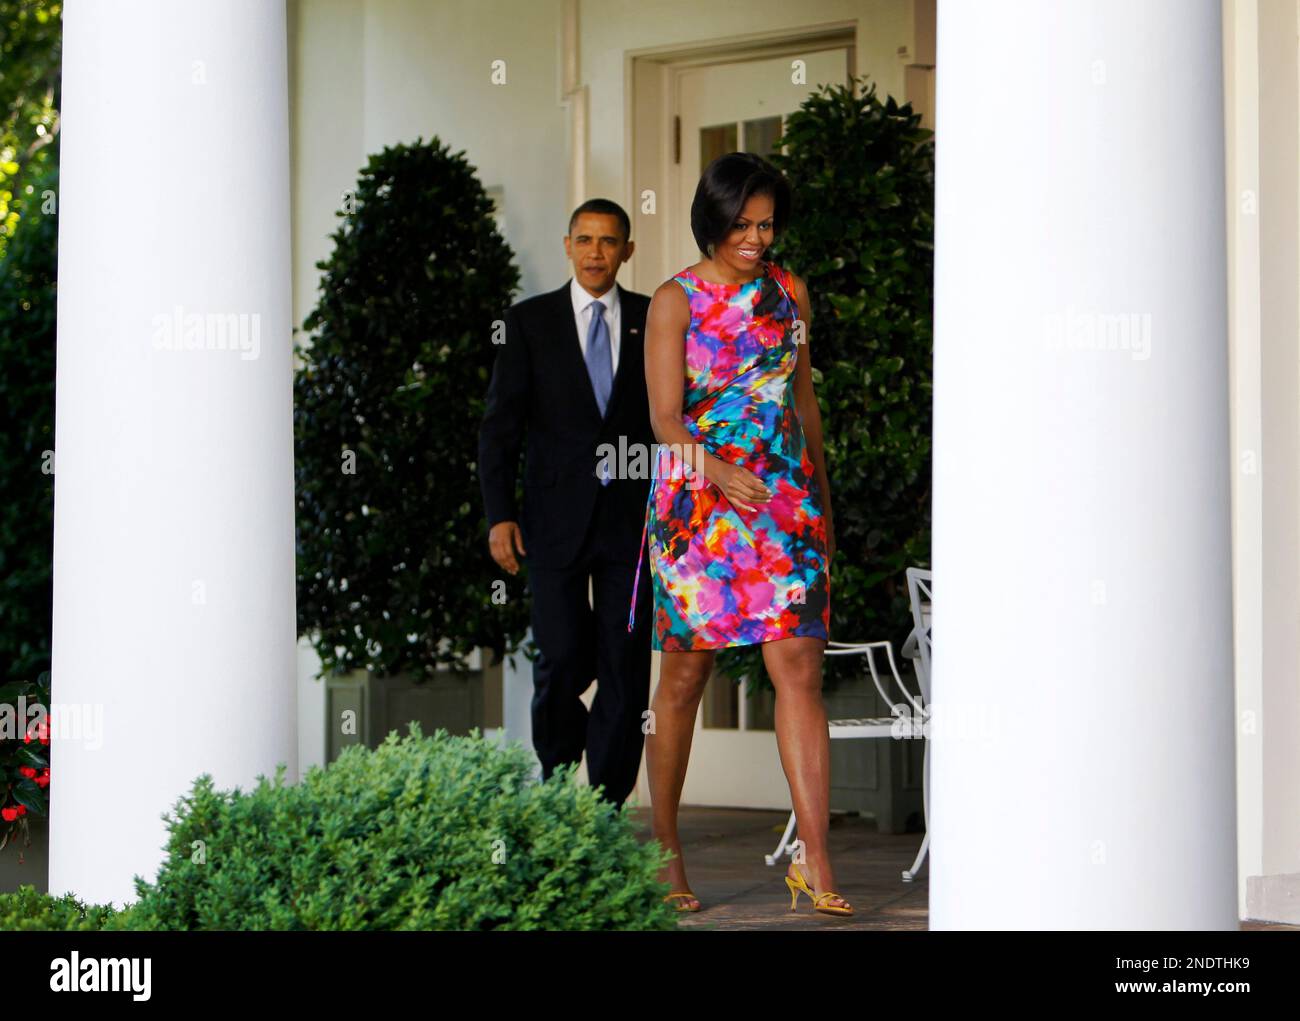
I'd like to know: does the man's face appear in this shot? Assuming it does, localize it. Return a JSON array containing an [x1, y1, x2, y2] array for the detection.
[[564, 212, 634, 296]]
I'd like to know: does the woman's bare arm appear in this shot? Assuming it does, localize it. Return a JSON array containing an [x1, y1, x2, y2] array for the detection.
[[789, 272, 835, 560], [644, 280, 772, 512]]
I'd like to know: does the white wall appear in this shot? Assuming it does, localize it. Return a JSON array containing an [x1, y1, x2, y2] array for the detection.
[[290, 0, 367, 349], [1225, 0, 1265, 921], [1253, 0, 1300, 912], [291, 0, 915, 327], [292, 0, 568, 315], [580, 0, 911, 222]]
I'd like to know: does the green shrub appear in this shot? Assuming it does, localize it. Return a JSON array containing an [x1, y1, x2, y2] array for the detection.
[[121, 725, 678, 930], [0, 884, 117, 931], [294, 137, 530, 680]]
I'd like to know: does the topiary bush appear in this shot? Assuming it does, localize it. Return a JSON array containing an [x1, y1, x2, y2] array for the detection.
[[294, 137, 530, 681], [720, 77, 934, 691], [119, 725, 678, 930], [0, 884, 117, 931]]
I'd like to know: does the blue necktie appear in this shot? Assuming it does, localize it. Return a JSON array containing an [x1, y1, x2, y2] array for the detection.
[[585, 298, 613, 486]]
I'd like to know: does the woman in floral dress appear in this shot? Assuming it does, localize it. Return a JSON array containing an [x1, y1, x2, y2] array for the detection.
[[628, 152, 849, 916]]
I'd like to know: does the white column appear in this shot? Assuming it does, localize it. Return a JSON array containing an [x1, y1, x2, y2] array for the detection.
[[932, 0, 1237, 928], [52, 0, 294, 907]]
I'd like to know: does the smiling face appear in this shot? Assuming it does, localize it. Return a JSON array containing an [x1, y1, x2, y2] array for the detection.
[[564, 212, 634, 297], [713, 191, 775, 277]]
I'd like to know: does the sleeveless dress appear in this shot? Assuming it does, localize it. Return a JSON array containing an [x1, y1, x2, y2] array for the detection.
[[626, 260, 830, 650]]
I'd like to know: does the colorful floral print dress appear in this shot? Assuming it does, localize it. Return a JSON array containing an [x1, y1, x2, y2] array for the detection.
[[626, 260, 830, 650]]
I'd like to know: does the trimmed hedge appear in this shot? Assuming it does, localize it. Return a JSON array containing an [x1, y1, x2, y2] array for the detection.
[[0, 726, 678, 931], [0, 884, 116, 932]]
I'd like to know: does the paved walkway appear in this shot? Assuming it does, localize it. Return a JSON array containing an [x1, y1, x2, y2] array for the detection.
[[630, 806, 928, 930], [630, 806, 1298, 931]]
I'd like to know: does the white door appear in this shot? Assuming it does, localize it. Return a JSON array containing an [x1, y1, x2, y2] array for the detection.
[[672, 48, 850, 272], [652, 47, 850, 809]]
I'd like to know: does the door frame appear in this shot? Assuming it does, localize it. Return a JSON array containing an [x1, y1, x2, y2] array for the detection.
[[623, 23, 859, 296]]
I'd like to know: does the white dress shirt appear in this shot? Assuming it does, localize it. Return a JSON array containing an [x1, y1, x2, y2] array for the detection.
[[570, 275, 621, 375]]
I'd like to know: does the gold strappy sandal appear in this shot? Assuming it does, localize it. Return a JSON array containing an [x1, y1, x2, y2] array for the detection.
[[663, 891, 702, 912], [785, 863, 853, 916]]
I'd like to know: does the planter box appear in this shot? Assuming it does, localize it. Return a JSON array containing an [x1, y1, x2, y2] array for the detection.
[[823, 671, 925, 834], [323, 648, 503, 762], [0, 816, 49, 895]]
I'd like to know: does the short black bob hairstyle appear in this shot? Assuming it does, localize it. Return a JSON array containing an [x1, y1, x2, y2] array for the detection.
[[690, 152, 791, 257]]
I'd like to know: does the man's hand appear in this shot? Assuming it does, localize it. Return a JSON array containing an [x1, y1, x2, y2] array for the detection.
[[488, 521, 527, 575]]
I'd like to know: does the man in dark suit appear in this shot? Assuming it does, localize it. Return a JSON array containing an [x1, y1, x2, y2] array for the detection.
[[477, 199, 655, 807]]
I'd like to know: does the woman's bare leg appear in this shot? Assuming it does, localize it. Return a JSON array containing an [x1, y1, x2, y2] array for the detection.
[[762, 635, 848, 910], [645, 648, 715, 907]]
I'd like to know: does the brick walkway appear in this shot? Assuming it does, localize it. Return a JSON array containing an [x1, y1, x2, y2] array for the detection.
[[630, 806, 1298, 931]]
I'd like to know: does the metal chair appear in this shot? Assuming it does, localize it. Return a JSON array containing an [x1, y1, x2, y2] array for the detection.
[[902, 567, 932, 881], [763, 567, 933, 883]]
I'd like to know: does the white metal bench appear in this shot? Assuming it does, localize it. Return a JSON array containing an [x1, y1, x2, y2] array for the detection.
[[764, 567, 933, 883]]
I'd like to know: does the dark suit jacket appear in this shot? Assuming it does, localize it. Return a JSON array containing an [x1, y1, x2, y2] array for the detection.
[[478, 280, 655, 570]]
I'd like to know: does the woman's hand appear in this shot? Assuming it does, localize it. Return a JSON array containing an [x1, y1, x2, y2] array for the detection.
[[707, 458, 771, 513], [824, 514, 836, 567]]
